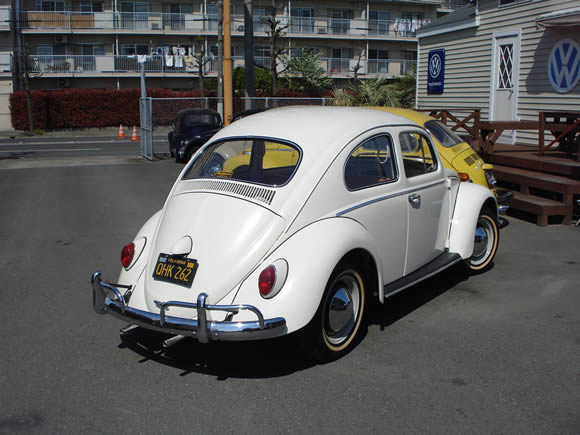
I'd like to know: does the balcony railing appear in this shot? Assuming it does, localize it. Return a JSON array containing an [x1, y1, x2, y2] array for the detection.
[[367, 59, 416, 75], [19, 10, 430, 37], [20, 11, 210, 31], [26, 54, 415, 78], [235, 56, 415, 77], [27, 55, 216, 74]]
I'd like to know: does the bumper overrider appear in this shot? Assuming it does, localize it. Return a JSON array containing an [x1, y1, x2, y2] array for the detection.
[[91, 272, 287, 343]]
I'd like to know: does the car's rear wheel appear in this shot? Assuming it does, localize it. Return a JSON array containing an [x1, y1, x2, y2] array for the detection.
[[466, 210, 499, 272], [299, 263, 365, 362]]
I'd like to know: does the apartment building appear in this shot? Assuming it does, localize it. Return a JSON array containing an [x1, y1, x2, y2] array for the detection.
[[0, 0, 469, 128]]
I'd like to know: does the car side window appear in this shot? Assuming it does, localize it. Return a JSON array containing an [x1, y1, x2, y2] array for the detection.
[[345, 135, 397, 190], [399, 132, 438, 178]]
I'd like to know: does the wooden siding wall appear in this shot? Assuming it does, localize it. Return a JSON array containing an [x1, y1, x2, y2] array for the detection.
[[417, 0, 580, 146]]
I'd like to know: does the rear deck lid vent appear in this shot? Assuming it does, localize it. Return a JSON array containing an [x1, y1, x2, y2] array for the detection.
[[188, 179, 276, 205]]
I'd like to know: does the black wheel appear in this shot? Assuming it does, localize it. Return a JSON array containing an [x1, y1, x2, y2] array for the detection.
[[465, 210, 499, 272], [299, 263, 366, 362]]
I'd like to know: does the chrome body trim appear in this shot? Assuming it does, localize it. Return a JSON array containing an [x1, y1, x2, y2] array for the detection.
[[336, 179, 446, 216], [91, 272, 287, 342]]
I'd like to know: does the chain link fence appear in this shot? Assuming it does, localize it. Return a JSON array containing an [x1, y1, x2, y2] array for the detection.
[[143, 97, 331, 159]]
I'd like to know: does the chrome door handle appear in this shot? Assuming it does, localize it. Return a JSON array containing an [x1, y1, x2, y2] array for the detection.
[[408, 194, 421, 207]]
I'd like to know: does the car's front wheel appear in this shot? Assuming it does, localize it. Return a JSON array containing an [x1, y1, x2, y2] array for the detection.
[[299, 263, 365, 362], [466, 210, 499, 272]]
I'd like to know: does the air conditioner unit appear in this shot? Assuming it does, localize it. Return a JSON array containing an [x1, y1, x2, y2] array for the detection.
[[317, 26, 327, 34], [58, 78, 71, 88], [54, 34, 69, 43], [236, 24, 244, 32], [151, 22, 161, 30]]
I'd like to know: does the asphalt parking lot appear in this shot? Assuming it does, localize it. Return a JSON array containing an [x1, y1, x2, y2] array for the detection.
[[1, 150, 579, 433]]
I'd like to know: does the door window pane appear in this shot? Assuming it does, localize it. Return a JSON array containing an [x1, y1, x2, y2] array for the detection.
[[399, 132, 437, 178], [498, 44, 514, 89], [345, 135, 397, 190]]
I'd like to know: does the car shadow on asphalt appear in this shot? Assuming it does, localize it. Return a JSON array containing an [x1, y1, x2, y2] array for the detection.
[[117, 264, 473, 379], [366, 263, 472, 330], [118, 328, 315, 379]]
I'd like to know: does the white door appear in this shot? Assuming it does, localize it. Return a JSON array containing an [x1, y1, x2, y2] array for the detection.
[[399, 131, 449, 275], [491, 33, 519, 144]]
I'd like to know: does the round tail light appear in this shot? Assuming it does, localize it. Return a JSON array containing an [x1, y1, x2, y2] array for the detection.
[[258, 265, 277, 297], [121, 242, 135, 269]]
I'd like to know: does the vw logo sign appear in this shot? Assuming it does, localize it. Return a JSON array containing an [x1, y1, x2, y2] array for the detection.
[[429, 54, 442, 78], [548, 39, 580, 93]]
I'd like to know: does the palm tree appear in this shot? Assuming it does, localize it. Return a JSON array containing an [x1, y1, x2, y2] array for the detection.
[[330, 75, 416, 108]]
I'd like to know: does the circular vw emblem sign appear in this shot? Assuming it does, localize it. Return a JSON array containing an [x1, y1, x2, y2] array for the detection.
[[548, 39, 580, 93], [429, 54, 442, 78]]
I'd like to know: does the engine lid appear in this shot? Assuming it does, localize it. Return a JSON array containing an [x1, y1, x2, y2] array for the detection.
[[144, 191, 285, 318]]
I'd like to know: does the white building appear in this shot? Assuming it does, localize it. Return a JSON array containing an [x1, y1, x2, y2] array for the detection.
[[0, 0, 469, 128]]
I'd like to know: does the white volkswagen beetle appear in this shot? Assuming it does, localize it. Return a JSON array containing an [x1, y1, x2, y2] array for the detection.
[[92, 106, 499, 362]]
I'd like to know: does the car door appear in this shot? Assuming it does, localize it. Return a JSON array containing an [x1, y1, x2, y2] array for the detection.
[[342, 133, 408, 285], [398, 130, 449, 275]]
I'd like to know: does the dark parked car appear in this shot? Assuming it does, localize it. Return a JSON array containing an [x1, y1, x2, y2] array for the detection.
[[168, 108, 222, 163]]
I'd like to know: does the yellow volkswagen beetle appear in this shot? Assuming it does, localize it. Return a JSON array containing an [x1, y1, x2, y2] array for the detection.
[[370, 107, 511, 206]]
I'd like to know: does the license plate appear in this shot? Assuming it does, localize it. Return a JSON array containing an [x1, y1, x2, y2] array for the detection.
[[152, 253, 198, 288]]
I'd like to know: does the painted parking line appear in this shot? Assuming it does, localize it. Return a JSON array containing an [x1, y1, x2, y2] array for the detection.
[[0, 148, 102, 153], [0, 155, 147, 170], [0, 141, 117, 146]]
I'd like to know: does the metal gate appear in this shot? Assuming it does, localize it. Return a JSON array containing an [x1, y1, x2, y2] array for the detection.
[[139, 97, 330, 161]]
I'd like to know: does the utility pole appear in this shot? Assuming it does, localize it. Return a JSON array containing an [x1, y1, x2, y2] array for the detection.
[[10, 0, 23, 91], [223, 0, 233, 125], [243, 0, 255, 110], [139, 59, 147, 98], [217, 0, 223, 119], [21, 43, 34, 136]]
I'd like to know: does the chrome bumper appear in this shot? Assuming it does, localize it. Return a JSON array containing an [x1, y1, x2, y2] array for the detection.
[[91, 272, 287, 343]]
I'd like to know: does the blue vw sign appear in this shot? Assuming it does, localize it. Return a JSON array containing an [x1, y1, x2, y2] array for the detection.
[[548, 39, 580, 93], [429, 54, 442, 78], [427, 49, 445, 94]]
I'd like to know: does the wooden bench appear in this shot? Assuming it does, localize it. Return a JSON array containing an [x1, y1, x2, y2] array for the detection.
[[492, 164, 580, 225]]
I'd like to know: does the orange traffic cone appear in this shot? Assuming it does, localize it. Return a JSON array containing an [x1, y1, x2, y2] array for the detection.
[[131, 126, 138, 142], [118, 124, 125, 138]]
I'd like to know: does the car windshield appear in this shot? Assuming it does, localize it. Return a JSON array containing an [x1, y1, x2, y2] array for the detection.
[[182, 138, 301, 187], [424, 120, 464, 148]]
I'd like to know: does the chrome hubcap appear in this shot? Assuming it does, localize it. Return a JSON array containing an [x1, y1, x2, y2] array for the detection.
[[328, 287, 353, 333], [325, 273, 360, 346], [471, 218, 493, 264]]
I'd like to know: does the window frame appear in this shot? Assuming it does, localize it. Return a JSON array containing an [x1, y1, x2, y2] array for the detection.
[[399, 130, 439, 178], [182, 136, 303, 188], [344, 133, 399, 192]]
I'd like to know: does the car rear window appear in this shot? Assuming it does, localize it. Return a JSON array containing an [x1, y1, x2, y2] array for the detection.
[[182, 138, 301, 187], [424, 120, 464, 148]]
